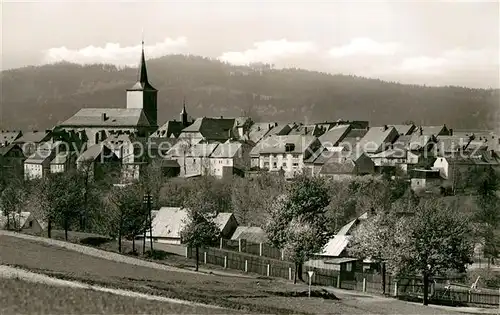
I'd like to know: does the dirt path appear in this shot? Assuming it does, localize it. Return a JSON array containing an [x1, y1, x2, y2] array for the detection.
[[0, 264, 226, 310]]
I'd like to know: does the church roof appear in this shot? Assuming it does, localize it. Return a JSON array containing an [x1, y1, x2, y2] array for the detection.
[[59, 108, 151, 128]]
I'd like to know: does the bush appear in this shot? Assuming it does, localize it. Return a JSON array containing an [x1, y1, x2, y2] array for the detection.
[[79, 236, 112, 247], [144, 249, 170, 260], [467, 268, 500, 288]]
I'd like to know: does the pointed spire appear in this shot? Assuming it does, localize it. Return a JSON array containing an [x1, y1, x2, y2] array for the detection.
[[181, 97, 187, 114], [138, 40, 149, 84]]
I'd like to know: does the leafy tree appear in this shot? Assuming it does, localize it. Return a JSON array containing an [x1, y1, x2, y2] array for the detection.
[[349, 211, 399, 294], [107, 183, 144, 253], [0, 178, 28, 231], [181, 177, 221, 271], [265, 175, 330, 283]]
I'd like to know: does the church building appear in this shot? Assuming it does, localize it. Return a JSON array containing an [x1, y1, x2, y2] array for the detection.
[[57, 41, 159, 146]]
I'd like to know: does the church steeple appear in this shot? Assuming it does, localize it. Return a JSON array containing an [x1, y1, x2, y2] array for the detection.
[[129, 41, 157, 91], [126, 39, 158, 128], [180, 97, 188, 126]]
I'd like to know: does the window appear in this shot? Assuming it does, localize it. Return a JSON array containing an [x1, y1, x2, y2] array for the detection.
[[346, 263, 352, 272], [285, 143, 295, 152], [293, 163, 299, 167], [273, 162, 277, 168], [282, 162, 287, 168], [264, 162, 269, 167]]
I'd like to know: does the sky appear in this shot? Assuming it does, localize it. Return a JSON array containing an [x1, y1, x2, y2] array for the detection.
[[1, 0, 499, 88]]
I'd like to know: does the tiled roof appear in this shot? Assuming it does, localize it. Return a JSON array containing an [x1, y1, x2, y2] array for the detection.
[[59, 108, 151, 127], [357, 126, 398, 153], [181, 117, 235, 141], [14, 131, 52, 144], [212, 212, 236, 231], [319, 235, 351, 257], [418, 125, 448, 137], [370, 149, 407, 159], [436, 135, 472, 153], [247, 123, 274, 143], [319, 152, 367, 175], [210, 142, 242, 158], [389, 124, 415, 136], [0, 131, 22, 145], [77, 144, 116, 162], [305, 147, 347, 165], [319, 124, 351, 147], [261, 123, 291, 138], [0, 212, 34, 229], [150, 207, 189, 239], [152, 120, 185, 138], [230, 226, 268, 243], [251, 135, 317, 155], [24, 141, 61, 164]]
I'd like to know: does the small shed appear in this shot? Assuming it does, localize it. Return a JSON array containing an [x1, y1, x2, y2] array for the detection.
[[0, 211, 43, 234]]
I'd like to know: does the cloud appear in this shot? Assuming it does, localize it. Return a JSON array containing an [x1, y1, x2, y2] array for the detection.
[[397, 48, 499, 75], [329, 38, 401, 58], [218, 39, 317, 66], [42, 37, 188, 66]]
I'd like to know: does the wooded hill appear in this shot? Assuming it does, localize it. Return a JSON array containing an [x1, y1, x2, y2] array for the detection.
[[1, 55, 498, 130]]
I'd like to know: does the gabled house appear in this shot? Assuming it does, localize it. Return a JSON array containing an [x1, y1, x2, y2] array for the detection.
[[50, 151, 76, 174], [14, 130, 53, 157], [76, 143, 121, 181], [24, 141, 65, 180], [409, 168, 443, 192], [250, 135, 321, 178], [230, 226, 269, 244], [167, 142, 218, 177], [145, 207, 237, 244], [433, 153, 500, 182], [356, 126, 399, 155], [0, 144, 25, 179], [416, 125, 451, 137], [209, 141, 252, 178], [304, 146, 346, 177], [319, 152, 375, 180], [178, 117, 237, 144]]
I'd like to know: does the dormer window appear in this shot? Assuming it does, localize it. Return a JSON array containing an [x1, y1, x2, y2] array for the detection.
[[285, 143, 295, 152]]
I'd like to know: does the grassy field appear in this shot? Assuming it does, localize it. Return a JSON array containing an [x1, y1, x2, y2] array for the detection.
[[0, 233, 473, 315], [0, 278, 232, 315]]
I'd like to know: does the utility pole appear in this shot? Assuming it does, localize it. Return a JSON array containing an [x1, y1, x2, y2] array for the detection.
[[143, 192, 153, 252]]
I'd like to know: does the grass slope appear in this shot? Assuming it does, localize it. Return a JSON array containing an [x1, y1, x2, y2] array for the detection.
[[0, 233, 467, 315]]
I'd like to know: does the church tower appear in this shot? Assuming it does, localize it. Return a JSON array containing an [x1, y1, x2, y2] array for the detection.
[[126, 41, 158, 128], [180, 97, 188, 127]]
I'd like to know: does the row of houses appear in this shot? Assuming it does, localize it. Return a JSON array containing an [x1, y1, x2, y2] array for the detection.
[[2, 42, 499, 184]]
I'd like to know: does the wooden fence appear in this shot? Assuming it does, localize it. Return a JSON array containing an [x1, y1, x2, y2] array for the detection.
[[187, 244, 500, 307]]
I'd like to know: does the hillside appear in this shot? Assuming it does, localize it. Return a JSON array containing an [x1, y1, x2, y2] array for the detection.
[[0, 55, 498, 130]]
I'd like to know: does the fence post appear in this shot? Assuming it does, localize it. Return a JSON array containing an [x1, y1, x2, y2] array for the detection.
[[245, 260, 248, 273], [267, 264, 270, 277], [220, 238, 223, 249], [394, 280, 398, 297], [185, 247, 188, 258], [337, 274, 341, 288], [204, 252, 207, 264], [224, 256, 227, 269], [281, 250, 284, 260], [238, 239, 242, 252], [289, 267, 292, 281], [363, 278, 366, 293], [498, 288, 499, 313], [259, 243, 263, 256]]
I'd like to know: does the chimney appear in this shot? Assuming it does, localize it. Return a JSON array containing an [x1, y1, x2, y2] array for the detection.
[[220, 115, 223, 119], [419, 126, 423, 136], [45, 129, 51, 134], [275, 122, 278, 127], [304, 127, 308, 134], [383, 125, 388, 131], [449, 128, 453, 136], [101, 113, 107, 121]]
